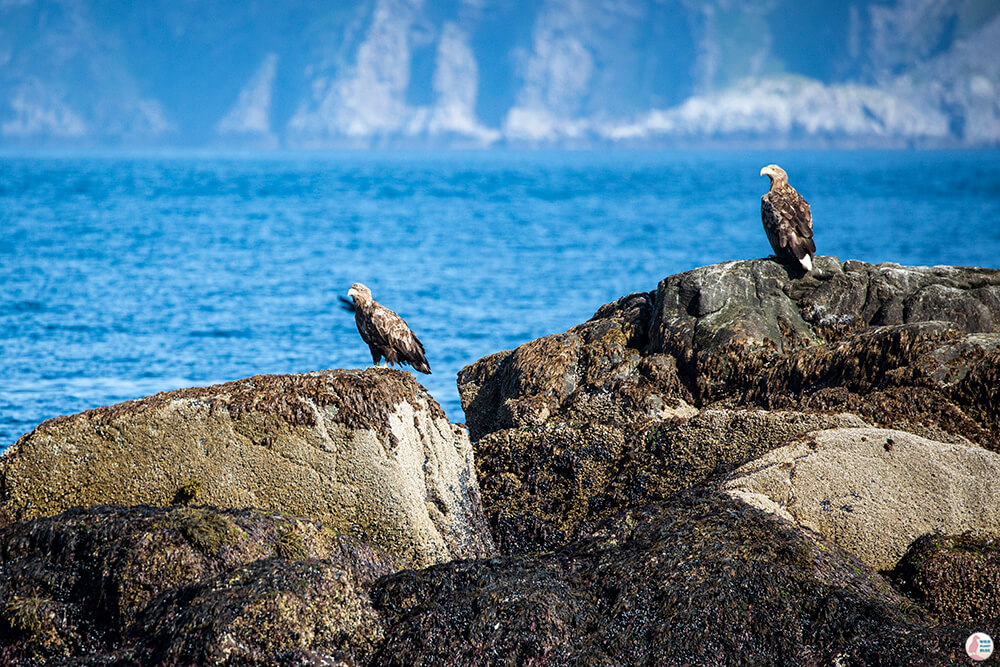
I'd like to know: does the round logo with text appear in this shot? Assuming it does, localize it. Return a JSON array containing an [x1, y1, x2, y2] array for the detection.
[[967, 633, 994, 661]]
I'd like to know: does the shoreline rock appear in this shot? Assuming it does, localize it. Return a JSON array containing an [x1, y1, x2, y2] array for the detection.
[[459, 258, 1000, 559], [0, 368, 495, 567], [3, 257, 1000, 664]]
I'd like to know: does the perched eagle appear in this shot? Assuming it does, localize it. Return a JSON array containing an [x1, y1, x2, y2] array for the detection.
[[346, 283, 431, 374], [760, 164, 816, 272]]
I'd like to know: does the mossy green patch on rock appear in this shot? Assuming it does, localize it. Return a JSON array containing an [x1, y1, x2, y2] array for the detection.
[[275, 531, 308, 560], [168, 507, 243, 556], [171, 478, 201, 505], [892, 532, 1000, 624], [2, 596, 49, 637]]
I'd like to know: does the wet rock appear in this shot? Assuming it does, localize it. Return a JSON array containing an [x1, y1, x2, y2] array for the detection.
[[0, 369, 494, 567], [370, 489, 968, 666], [0, 505, 394, 665], [723, 428, 1000, 571], [891, 532, 1000, 625]]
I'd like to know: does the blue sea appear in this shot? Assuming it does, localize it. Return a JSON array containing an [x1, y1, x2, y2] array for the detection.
[[2, 150, 999, 450]]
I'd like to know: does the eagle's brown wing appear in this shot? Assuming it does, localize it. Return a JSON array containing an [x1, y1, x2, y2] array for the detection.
[[370, 304, 431, 374], [761, 186, 815, 265]]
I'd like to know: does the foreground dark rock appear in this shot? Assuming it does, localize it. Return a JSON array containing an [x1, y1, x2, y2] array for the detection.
[[0, 368, 495, 567], [370, 490, 973, 666], [459, 258, 1000, 556], [891, 532, 1000, 625], [0, 505, 394, 665]]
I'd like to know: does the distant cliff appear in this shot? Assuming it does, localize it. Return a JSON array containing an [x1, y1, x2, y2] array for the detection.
[[2, 0, 999, 149]]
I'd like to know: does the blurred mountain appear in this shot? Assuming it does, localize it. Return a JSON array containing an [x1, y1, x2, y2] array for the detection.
[[2, 0, 998, 148]]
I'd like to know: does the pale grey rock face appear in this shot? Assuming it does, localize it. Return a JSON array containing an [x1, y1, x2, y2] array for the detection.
[[723, 427, 1000, 571], [0, 368, 494, 568], [648, 257, 1000, 357]]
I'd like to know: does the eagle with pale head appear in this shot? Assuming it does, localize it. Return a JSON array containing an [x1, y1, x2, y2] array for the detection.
[[760, 164, 816, 272], [345, 283, 431, 374]]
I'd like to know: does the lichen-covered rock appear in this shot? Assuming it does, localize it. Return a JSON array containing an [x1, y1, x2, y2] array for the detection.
[[459, 259, 1000, 556], [723, 428, 1000, 571], [891, 532, 1000, 625], [0, 505, 395, 665], [0, 369, 494, 567], [458, 292, 687, 440], [370, 489, 969, 666], [461, 259, 1000, 446], [477, 409, 865, 554]]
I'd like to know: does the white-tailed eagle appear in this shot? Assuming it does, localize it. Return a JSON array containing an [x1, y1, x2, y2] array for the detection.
[[760, 164, 816, 272], [345, 283, 431, 374]]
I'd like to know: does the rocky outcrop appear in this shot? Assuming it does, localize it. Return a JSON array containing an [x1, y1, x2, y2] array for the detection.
[[4, 258, 998, 664], [723, 427, 1000, 571], [370, 490, 971, 666], [476, 409, 865, 554], [891, 532, 1000, 625], [0, 369, 494, 567], [461, 258, 1000, 443], [459, 258, 1000, 556], [0, 505, 394, 665]]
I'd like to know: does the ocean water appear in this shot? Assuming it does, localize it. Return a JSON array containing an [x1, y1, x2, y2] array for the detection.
[[2, 150, 999, 450]]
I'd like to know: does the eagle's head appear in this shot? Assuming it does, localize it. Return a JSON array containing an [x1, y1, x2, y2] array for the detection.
[[348, 283, 372, 304], [760, 164, 788, 185]]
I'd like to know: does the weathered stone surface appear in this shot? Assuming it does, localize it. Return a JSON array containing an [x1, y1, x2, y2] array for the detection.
[[723, 428, 1000, 571], [459, 259, 1000, 557], [460, 259, 1000, 446], [0, 505, 394, 665], [891, 532, 1000, 625], [0, 369, 494, 567], [370, 490, 969, 666], [458, 291, 686, 441], [477, 409, 865, 554]]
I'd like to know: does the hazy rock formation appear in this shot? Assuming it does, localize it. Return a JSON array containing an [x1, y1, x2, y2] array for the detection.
[[0, 368, 494, 567], [724, 427, 1000, 571]]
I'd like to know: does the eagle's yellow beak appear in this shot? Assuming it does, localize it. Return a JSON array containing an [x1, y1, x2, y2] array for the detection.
[[759, 167, 768, 176]]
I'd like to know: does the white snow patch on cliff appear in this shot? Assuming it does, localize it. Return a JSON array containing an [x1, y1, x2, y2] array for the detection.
[[217, 53, 278, 143]]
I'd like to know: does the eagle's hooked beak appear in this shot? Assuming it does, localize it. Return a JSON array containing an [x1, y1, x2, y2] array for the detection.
[[347, 287, 358, 300], [759, 166, 768, 177]]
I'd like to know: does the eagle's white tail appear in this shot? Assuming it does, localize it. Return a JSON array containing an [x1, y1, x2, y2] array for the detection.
[[799, 254, 813, 272]]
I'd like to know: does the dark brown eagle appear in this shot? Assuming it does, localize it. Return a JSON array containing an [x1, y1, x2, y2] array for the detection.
[[760, 164, 816, 272], [345, 283, 431, 374]]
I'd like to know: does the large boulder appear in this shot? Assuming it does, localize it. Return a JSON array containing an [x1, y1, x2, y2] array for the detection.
[[370, 489, 971, 666], [458, 259, 1000, 555], [0, 505, 395, 665], [723, 427, 1000, 571], [0, 369, 494, 567]]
